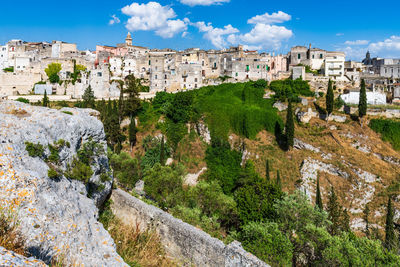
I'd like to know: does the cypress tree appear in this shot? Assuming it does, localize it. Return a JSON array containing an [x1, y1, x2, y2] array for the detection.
[[327, 186, 341, 235], [128, 118, 137, 150], [82, 85, 95, 108], [326, 79, 334, 115], [341, 208, 351, 232], [160, 135, 165, 165], [42, 90, 49, 107], [363, 204, 370, 237], [124, 75, 141, 118], [285, 100, 294, 149], [315, 176, 323, 210], [265, 159, 270, 181], [384, 196, 396, 251], [118, 85, 124, 123], [276, 170, 282, 189], [359, 79, 367, 118]]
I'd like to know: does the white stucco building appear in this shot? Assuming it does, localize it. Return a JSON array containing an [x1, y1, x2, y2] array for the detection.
[[340, 91, 386, 105]]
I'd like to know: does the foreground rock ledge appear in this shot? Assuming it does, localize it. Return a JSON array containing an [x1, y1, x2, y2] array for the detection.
[[0, 100, 127, 266]]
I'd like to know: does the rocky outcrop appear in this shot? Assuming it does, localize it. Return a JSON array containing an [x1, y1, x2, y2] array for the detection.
[[111, 189, 269, 267], [0, 100, 126, 266], [0, 246, 47, 267]]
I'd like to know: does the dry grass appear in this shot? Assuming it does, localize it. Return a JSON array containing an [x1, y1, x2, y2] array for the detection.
[[0, 206, 25, 255], [107, 218, 176, 267]]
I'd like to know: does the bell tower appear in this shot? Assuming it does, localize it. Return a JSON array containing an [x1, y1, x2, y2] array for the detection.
[[125, 32, 133, 47]]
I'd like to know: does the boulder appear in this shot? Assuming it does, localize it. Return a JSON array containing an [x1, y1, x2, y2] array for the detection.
[[0, 100, 127, 266], [273, 101, 287, 111], [0, 246, 47, 267]]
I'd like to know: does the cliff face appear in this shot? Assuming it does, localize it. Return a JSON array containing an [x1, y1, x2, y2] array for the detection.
[[0, 100, 127, 266]]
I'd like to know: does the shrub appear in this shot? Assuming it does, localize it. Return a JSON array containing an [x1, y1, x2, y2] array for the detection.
[[25, 142, 45, 158], [143, 163, 185, 209], [48, 167, 60, 179], [369, 119, 400, 150], [240, 222, 293, 266], [62, 111, 73, 115], [269, 79, 313, 101], [65, 158, 93, 183], [48, 144, 60, 163], [0, 207, 24, 255], [110, 152, 140, 189], [170, 206, 222, 238], [15, 97, 29, 104], [205, 139, 242, 195], [3, 67, 14, 72]]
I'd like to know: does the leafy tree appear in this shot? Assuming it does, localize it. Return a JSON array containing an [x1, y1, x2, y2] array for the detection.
[[240, 222, 293, 266], [384, 196, 396, 251], [285, 100, 294, 149], [167, 91, 194, 123], [205, 138, 242, 195], [143, 163, 185, 209], [124, 75, 142, 119], [82, 85, 95, 108], [274, 192, 330, 265], [326, 79, 334, 115], [234, 162, 283, 225], [265, 159, 270, 181], [189, 180, 238, 227], [359, 79, 367, 118], [128, 118, 137, 150], [42, 90, 49, 107], [110, 152, 140, 189], [327, 186, 341, 236], [45, 63, 62, 84], [315, 176, 323, 210]]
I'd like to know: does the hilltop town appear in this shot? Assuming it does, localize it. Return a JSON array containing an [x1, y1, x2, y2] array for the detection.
[[1, 33, 399, 105]]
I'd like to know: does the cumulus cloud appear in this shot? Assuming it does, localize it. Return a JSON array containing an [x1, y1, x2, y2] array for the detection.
[[369, 35, 400, 55], [179, 0, 230, 6], [122, 2, 187, 38], [344, 40, 369, 45], [109, 15, 120, 25], [235, 23, 292, 50], [193, 21, 239, 49], [247, 11, 291, 25], [339, 35, 400, 60]]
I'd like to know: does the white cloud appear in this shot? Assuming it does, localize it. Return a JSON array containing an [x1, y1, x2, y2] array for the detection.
[[344, 40, 369, 45], [369, 35, 400, 55], [109, 15, 120, 25], [229, 23, 293, 50], [339, 36, 400, 60], [194, 21, 239, 49], [122, 2, 187, 38], [336, 33, 344, 36], [179, 0, 230, 7], [248, 11, 291, 25]]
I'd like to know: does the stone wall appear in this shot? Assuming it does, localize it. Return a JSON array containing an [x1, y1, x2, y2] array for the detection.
[[111, 189, 269, 267]]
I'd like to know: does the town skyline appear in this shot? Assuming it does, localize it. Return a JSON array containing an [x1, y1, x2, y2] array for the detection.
[[1, 0, 400, 60]]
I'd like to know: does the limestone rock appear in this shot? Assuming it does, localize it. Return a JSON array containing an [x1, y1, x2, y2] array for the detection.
[[184, 167, 207, 186], [0, 246, 47, 267], [273, 101, 287, 111], [296, 108, 318, 123], [0, 100, 127, 266]]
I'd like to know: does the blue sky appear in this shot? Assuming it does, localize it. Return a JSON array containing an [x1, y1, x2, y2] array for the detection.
[[1, 0, 400, 60]]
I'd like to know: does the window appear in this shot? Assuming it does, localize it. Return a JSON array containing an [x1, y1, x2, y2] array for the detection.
[[257, 65, 259, 69], [320, 54, 323, 59], [202, 61, 204, 66], [214, 62, 217, 68], [246, 65, 249, 71], [236, 72, 238, 77], [298, 54, 301, 59], [195, 78, 198, 82], [195, 84, 197, 88], [98, 72, 102, 77], [149, 60, 151, 65], [312, 55, 314, 59], [155, 75, 158, 79]]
